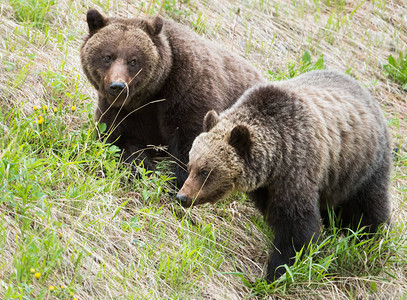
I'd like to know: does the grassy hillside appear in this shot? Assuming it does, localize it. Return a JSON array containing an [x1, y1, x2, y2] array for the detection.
[[0, 0, 406, 299]]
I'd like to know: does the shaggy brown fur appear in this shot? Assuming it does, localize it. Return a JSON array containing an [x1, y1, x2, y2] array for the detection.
[[177, 70, 392, 282], [80, 9, 265, 186]]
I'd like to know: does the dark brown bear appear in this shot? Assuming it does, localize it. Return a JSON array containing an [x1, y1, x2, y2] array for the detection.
[[80, 9, 265, 186], [176, 70, 392, 282]]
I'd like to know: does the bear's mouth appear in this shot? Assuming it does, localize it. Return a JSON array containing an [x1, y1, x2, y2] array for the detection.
[[176, 194, 194, 207], [176, 194, 202, 207], [104, 88, 131, 107], [176, 193, 220, 208]]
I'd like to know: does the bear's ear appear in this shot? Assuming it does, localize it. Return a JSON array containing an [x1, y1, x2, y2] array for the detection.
[[228, 125, 251, 156], [86, 9, 107, 35], [145, 16, 164, 36], [203, 110, 219, 132]]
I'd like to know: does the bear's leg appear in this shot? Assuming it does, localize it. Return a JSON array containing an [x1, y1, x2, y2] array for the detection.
[[337, 164, 391, 233], [265, 193, 321, 282], [159, 106, 203, 188], [320, 208, 331, 229], [175, 162, 188, 188], [122, 142, 157, 171], [169, 148, 188, 188], [319, 198, 334, 229], [168, 133, 193, 188], [320, 204, 344, 230], [247, 187, 269, 215]]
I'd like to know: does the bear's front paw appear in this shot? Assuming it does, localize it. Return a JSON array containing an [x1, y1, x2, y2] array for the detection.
[[266, 255, 289, 283], [265, 265, 286, 283]]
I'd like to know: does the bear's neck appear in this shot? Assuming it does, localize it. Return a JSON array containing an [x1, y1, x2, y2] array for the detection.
[[235, 124, 282, 193]]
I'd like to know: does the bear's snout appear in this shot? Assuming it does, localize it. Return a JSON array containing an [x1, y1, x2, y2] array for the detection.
[[109, 81, 126, 97], [176, 193, 191, 207]]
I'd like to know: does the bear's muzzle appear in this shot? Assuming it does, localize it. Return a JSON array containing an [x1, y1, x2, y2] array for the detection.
[[175, 194, 191, 207], [109, 81, 126, 97]]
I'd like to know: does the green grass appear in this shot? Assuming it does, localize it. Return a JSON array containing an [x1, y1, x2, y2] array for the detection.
[[383, 52, 407, 90], [250, 217, 406, 297], [267, 50, 325, 80], [1, 0, 406, 299], [9, 0, 56, 29]]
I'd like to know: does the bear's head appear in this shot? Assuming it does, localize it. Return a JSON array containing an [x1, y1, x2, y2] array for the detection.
[[176, 110, 252, 207], [80, 9, 171, 109]]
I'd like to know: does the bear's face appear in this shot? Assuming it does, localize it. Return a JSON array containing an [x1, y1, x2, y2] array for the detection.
[[81, 10, 165, 108], [177, 110, 252, 207]]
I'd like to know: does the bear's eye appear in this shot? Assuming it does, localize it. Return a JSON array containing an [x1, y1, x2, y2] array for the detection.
[[128, 59, 137, 67], [103, 55, 112, 63], [200, 170, 210, 179]]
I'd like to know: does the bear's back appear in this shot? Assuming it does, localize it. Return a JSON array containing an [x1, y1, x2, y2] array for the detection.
[[159, 18, 266, 110], [280, 71, 390, 202], [224, 71, 390, 203]]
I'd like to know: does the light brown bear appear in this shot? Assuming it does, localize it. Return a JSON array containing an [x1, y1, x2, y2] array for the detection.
[[176, 70, 392, 282], [80, 9, 265, 187]]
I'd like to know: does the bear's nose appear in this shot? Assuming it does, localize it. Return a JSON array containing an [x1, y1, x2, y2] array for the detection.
[[176, 194, 189, 207], [109, 81, 126, 97]]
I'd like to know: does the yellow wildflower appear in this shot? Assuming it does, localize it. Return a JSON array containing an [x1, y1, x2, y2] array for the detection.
[[49, 285, 55, 291], [70, 291, 74, 296], [33, 106, 39, 111], [38, 116, 44, 125], [43, 105, 48, 111], [53, 107, 58, 113], [71, 105, 76, 112], [34, 272, 41, 279], [60, 285, 65, 289]]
